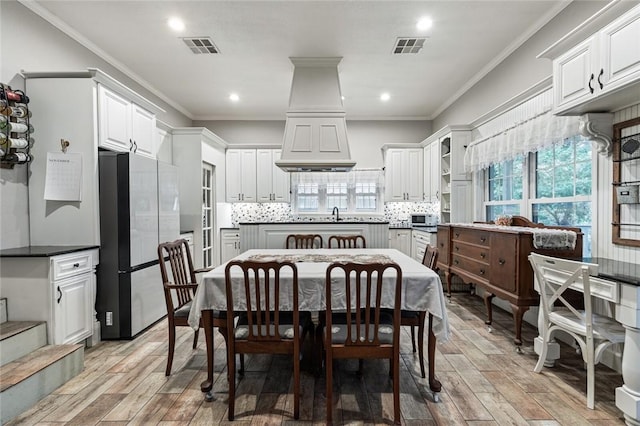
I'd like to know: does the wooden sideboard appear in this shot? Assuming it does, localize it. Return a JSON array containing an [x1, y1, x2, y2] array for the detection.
[[436, 216, 583, 347]]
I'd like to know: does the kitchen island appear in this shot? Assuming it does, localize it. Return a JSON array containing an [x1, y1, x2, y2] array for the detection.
[[239, 221, 389, 249]]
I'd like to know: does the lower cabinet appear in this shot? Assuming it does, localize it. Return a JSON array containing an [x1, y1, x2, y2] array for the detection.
[[221, 229, 240, 263], [0, 248, 98, 345], [389, 229, 412, 256]]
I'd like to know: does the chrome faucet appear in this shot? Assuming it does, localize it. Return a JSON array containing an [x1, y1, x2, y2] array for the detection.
[[332, 206, 341, 222]]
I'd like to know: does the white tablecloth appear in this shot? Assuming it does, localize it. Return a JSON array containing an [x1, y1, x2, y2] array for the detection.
[[188, 248, 450, 341]]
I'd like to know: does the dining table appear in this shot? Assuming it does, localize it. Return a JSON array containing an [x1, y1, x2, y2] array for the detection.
[[188, 248, 450, 401]]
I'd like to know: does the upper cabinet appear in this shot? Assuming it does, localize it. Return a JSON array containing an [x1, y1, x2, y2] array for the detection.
[[424, 142, 440, 203], [226, 149, 257, 202], [256, 149, 290, 203], [383, 147, 424, 202], [540, 3, 640, 115], [226, 148, 289, 203], [98, 85, 156, 158]]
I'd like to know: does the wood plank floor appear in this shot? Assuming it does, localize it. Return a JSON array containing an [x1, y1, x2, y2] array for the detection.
[[7, 293, 625, 425]]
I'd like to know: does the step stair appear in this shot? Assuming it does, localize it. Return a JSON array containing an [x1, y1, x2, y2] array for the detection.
[[0, 321, 84, 424]]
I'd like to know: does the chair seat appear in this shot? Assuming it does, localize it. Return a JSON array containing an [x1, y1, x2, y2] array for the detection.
[[549, 310, 626, 343], [325, 311, 394, 344], [400, 309, 420, 319], [235, 311, 311, 340], [174, 301, 226, 320]]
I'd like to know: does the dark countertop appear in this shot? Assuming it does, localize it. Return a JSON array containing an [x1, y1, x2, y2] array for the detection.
[[583, 257, 640, 286], [0, 245, 100, 258], [239, 221, 390, 225]]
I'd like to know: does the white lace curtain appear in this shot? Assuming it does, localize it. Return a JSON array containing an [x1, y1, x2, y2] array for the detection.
[[291, 169, 383, 187], [464, 91, 587, 172]]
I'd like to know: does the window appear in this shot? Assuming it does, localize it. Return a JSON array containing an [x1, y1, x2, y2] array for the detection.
[[292, 170, 383, 215], [485, 156, 525, 221], [483, 137, 592, 256]]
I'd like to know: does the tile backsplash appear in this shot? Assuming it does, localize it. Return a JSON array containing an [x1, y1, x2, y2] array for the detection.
[[230, 201, 439, 226]]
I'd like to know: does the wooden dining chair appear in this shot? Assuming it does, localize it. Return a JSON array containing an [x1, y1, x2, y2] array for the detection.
[[286, 233, 323, 249], [328, 234, 366, 248], [323, 261, 403, 425], [400, 244, 438, 378], [157, 239, 228, 376], [224, 260, 310, 421], [529, 253, 625, 409]]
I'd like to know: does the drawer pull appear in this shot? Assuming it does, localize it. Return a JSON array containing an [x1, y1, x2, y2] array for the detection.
[[479, 269, 485, 275], [480, 253, 486, 259], [57, 286, 62, 304], [454, 260, 459, 265], [455, 232, 460, 238], [480, 237, 486, 243], [454, 246, 459, 251], [498, 259, 505, 265], [73, 263, 80, 268]]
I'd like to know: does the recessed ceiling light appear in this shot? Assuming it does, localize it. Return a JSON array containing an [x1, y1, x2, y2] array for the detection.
[[416, 16, 433, 31], [229, 93, 240, 102], [380, 93, 390, 102], [167, 17, 185, 32]]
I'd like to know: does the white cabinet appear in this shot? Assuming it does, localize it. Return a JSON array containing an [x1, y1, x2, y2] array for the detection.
[[221, 229, 241, 263], [384, 148, 424, 202], [0, 249, 98, 345], [173, 128, 227, 269], [256, 149, 290, 202], [98, 85, 157, 158], [411, 230, 430, 262], [226, 149, 257, 202], [438, 130, 471, 224], [389, 229, 412, 256], [424, 142, 440, 202], [25, 70, 163, 247], [543, 4, 640, 115]]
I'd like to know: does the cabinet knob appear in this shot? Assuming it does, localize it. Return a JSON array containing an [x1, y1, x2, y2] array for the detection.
[[598, 68, 604, 90], [454, 246, 459, 251], [454, 259, 459, 265], [498, 259, 505, 265], [479, 269, 485, 275], [455, 232, 460, 238], [480, 253, 486, 259], [73, 263, 80, 268], [588, 73, 595, 94]]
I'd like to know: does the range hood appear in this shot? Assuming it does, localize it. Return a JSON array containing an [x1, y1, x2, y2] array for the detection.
[[276, 57, 356, 172]]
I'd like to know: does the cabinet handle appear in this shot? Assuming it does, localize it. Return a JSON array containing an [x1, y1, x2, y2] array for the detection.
[[479, 269, 485, 275], [455, 232, 460, 238], [133, 140, 138, 153], [238, 193, 241, 200], [57, 286, 62, 304], [129, 138, 134, 150], [498, 259, 505, 265], [73, 263, 80, 268], [454, 246, 459, 251], [480, 237, 486, 243], [588, 73, 595, 94], [454, 259, 459, 265], [598, 68, 604, 90], [480, 253, 486, 259], [436, 190, 439, 200]]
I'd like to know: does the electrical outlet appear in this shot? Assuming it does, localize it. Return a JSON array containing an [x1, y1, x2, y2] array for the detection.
[[106, 311, 113, 326]]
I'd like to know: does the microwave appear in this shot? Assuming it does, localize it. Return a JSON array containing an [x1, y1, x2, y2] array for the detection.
[[411, 213, 438, 228]]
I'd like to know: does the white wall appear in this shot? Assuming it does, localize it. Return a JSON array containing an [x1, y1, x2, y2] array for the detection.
[[195, 119, 431, 169], [432, 1, 609, 130], [0, 0, 192, 249]]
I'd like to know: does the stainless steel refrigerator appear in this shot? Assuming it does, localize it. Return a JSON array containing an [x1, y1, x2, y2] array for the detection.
[[97, 151, 180, 339]]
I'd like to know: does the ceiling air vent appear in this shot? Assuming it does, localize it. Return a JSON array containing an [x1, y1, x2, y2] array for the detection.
[[182, 37, 220, 54], [393, 37, 426, 54]]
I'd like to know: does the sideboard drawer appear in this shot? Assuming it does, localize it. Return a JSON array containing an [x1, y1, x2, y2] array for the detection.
[[452, 227, 490, 247], [451, 254, 489, 281], [452, 242, 489, 262]]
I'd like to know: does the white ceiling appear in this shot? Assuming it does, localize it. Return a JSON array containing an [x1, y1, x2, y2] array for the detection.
[[25, 1, 569, 121]]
